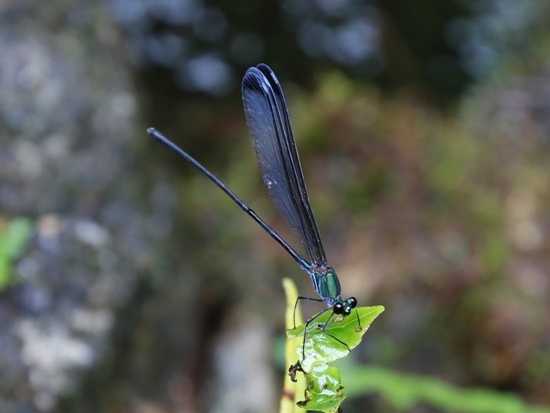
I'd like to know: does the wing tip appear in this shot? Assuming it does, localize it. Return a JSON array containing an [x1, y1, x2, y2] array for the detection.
[[242, 63, 286, 101]]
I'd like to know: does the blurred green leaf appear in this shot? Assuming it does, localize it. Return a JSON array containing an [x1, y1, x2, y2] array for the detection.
[[0, 218, 32, 290], [337, 362, 550, 413]]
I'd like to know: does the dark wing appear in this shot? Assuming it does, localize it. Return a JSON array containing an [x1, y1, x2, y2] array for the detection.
[[242, 64, 327, 267]]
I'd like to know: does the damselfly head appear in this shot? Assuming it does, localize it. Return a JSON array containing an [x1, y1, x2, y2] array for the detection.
[[333, 297, 357, 316]]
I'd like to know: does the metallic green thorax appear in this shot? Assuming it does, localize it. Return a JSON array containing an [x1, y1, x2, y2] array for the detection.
[[310, 266, 342, 305]]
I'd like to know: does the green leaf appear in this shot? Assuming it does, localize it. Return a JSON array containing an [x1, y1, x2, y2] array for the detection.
[[338, 363, 550, 413], [297, 362, 346, 413], [0, 258, 11, 290], [288, 305, 385, 369], [0, 217, 33, 291], [286, 305, 384, 412], [281, 278, 307, 413], [0, 218, 32, 258]]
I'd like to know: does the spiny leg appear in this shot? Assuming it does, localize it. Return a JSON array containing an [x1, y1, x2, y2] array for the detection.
[[301, 307, 331, 360], [293, 295, 324, 329], [293, 297, 360, 361], [318, 311, 352, 352], [301, 308, 353, 361], [353, 307, 362, 331]]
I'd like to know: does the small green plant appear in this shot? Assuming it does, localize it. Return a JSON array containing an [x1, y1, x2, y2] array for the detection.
[[0, 217, 32, 290], [281, 278, 384, 412]]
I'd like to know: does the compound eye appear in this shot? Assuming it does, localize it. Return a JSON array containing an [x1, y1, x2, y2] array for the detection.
[[333, 302, 344, 314], [349, 297, 357, 308]]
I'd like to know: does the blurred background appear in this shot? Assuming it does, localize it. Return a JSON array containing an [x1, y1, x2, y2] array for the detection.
[[1, 0, 550, 412]]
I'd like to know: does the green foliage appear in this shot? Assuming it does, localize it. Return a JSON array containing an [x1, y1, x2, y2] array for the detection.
[[288, 306, 384, 412], [0, 218, 32, 290], [281, 282, 548, 413], [288, 305, 385, 368], [281, 278, 307, 413], [296, 362, 345, 413], [338, 362, 550, 413], [282, 278, 384, 413]]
